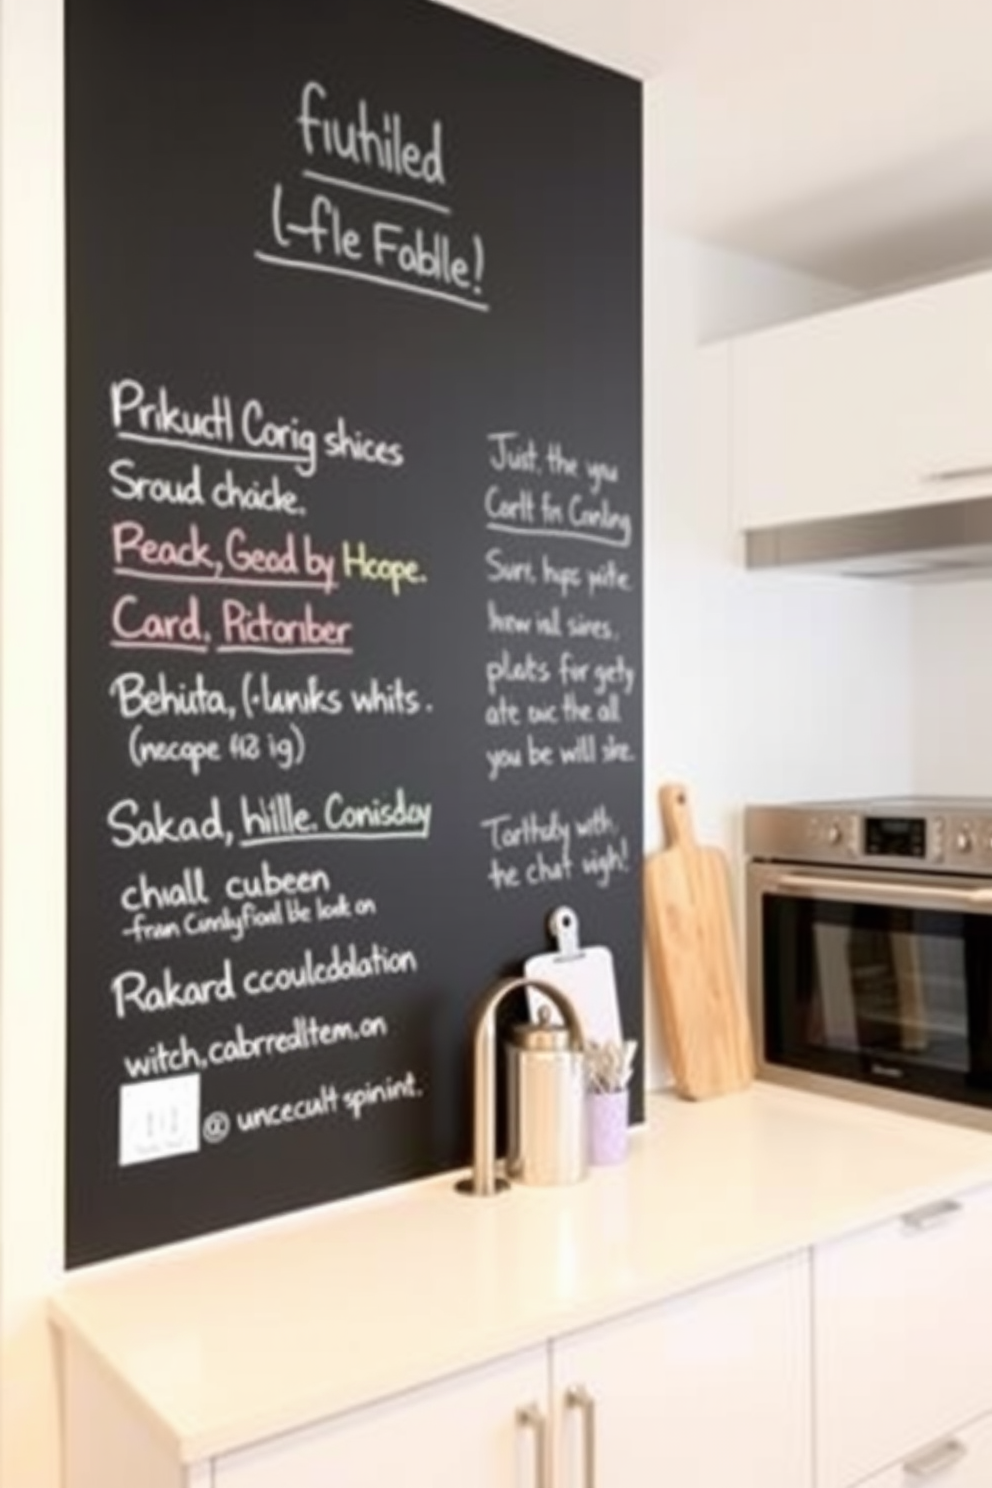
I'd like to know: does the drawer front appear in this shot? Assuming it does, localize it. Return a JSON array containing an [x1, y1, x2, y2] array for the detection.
[[857, 1410, 992, 1488], [815, 1184, 992, 1488], [215, 1347, 548, 1488]]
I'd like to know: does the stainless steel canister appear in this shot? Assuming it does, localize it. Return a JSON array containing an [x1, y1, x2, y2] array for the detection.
[[505, 1009, 587, 1186]]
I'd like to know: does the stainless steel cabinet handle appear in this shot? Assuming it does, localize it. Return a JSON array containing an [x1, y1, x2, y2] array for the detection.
[[516, 1403, 549, 1488], [903, 1436, 968, 1479], [901, 1198, 964, 1233], [565, 1385, 597, 1488]]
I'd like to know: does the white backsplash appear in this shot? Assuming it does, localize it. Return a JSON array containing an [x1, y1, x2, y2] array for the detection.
[[914, 576, 992, 797]]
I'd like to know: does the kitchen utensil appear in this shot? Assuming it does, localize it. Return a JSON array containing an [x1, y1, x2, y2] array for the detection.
[[524, 906, 622, 1046], [584, 1038, 637, 1094], [505, 1004, 588, 1186], [456, 976, 587, 1196], [644, 782, 754, 1098]]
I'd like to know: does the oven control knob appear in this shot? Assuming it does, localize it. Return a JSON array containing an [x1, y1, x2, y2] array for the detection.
[[956, 829, 974, 854], [826, 822, 843, 846]]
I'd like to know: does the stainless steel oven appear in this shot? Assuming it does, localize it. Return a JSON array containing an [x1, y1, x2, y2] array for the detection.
[[745, 798, 992, 1126]]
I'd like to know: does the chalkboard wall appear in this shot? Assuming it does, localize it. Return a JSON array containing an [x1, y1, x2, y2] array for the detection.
[[66, 0, 643, 1265]]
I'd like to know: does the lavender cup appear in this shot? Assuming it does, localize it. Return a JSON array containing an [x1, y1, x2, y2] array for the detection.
[[587, 1089, 629, 1166]]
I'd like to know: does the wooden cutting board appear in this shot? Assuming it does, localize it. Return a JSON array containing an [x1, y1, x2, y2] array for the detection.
[[644, 783, 754, 1099]]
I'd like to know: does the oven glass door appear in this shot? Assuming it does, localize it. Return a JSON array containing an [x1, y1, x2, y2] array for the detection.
[[758, 867, 992, 1104]]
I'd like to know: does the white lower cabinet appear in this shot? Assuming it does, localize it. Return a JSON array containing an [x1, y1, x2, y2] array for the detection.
[[74, 1195, 992, 1488], [215, 1347, 549, 1488], [552, 1252, 810, 1488], [856, 1412, 992, 1488], [214, 1253, 811, 1488], [814, 1183, 992, 1488]]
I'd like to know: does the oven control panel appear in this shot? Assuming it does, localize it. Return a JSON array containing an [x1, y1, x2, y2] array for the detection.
[[744, 800, 992, 875], [864, 814, 928, 860]]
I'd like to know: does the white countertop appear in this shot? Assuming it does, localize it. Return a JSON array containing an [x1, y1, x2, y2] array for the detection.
[[50, 1083, 992, 1463]]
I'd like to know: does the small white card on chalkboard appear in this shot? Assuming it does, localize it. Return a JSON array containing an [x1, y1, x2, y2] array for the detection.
[[118, 1073, 201, 1167]]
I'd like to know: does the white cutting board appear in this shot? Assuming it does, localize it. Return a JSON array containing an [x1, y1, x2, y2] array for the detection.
[[524, 907, 622, 1045]]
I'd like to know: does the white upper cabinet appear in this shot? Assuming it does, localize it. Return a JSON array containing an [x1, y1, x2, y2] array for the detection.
[[731, 268, 992, 529]]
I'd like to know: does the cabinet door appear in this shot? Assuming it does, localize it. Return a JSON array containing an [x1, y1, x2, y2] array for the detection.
[[215, 1347, 548, 1488], [553, 1254, 811, 1488], [732, 268, 992, 530], [907, 271, 992, 488], [815, 1184, 992, 1488], [732, 294, 923, 529], [855, 1410, 992, 1488]]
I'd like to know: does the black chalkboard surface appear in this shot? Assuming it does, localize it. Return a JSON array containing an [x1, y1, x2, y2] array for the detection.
[[66, 0, 643, 1265]]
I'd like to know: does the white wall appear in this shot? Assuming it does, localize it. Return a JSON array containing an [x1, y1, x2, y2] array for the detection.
[[913, 579, 992, 794], [641, 82, 917, 1084], [0, 26, 924, 1488], [1, 0, 66, 1482], [694, 237, 859, 340]]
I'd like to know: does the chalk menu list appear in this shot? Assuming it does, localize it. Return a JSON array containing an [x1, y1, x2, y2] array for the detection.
[[66, 0, 642, 1264]]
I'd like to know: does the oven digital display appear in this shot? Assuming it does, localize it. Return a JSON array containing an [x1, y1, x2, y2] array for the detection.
[[864, 815, 927, 858]]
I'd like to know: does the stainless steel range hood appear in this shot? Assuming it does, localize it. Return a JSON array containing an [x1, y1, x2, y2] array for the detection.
[[745, 493, 992, 581]]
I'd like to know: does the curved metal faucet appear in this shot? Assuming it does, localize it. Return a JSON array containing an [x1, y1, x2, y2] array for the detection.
[[456, 975, 585, 1197]]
